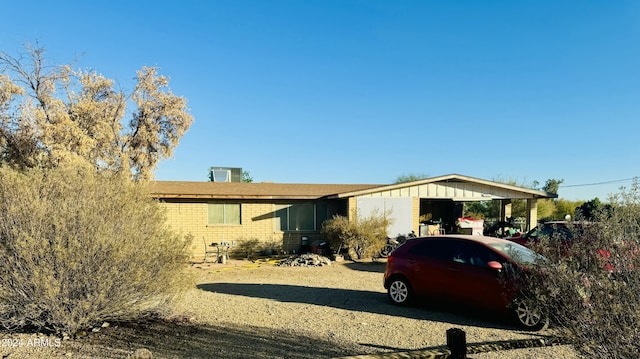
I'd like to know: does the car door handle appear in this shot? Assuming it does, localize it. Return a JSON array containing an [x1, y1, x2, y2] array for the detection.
[[447, 267, 459, 272]]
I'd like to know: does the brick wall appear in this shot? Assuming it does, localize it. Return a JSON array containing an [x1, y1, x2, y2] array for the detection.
[[160, 200, 326, 260]]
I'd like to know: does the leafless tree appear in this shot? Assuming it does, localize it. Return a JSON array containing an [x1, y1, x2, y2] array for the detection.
[[0, 44, 193, 180]]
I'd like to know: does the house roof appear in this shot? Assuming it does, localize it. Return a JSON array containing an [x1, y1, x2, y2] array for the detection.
[[149, 174, 557, 201], [148, 181, 381, 200], [328, 173, 557, 200]]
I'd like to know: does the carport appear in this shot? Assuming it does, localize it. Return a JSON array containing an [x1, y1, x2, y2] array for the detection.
[[330, 174, 557, 236]]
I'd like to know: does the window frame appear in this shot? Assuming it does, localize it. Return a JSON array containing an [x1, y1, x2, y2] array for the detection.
[[275, 203, 330, 232], [207, 203, 241, 225]]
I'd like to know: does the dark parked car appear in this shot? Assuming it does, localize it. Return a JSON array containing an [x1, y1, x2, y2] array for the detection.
[[507, 221, 620, 272], [506, 221, 586, 247], [383, 234, 548, 330]]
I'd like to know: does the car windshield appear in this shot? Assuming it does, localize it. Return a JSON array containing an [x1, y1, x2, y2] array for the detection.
[[488, 241, 542, 265]]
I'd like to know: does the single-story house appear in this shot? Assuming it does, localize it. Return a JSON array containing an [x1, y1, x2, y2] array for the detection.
[[149, 174, 557, 260]]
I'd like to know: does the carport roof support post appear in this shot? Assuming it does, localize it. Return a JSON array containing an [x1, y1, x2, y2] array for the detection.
[[526, 199, 538, 231]]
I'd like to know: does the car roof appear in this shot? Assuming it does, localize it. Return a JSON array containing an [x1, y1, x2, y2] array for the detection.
[[415, 234, 510, 246], [542, 221, 590, 226]]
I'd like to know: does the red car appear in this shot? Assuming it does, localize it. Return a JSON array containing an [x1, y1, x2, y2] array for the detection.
[[383, 234, 548, 330]]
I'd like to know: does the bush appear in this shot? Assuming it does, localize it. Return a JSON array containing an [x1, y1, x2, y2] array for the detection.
[[260, 240, 283, 256], [231, 239, 261, 259], [0, 165, 193, 335], [321, 210, 390, 259], [526, 180, 640, 357]]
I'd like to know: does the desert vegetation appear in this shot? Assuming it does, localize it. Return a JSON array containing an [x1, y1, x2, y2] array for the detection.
[[0, 165, 193, 335], [0, 45, 194, 336], [523, 180, 640, 357], [321, 210, 391, 259]]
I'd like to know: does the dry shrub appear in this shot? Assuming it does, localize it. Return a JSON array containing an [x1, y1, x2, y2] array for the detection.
[[526, 180, 640, 357], [231, 239, 261, 259], [321, 210, 390, 259], [0, 165, 193, 335], [260, 240, 282, 256], [230, 239, 283, 258]]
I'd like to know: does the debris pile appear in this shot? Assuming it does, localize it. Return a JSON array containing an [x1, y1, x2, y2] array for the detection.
[[277, 253, 332, 267]]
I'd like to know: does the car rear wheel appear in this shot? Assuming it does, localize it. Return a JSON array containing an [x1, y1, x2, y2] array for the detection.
[[512, 298, 548, 331], [387, 277, 412, 306]]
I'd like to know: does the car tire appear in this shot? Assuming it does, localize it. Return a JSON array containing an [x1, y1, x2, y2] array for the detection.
[[387, 277, 412, 306], [512, 297, 548, 331]]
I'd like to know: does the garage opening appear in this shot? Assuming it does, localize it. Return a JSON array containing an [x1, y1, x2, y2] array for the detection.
[[419, 199, 463, 235]]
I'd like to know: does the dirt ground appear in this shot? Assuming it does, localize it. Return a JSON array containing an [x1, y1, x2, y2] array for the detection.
[[0, 258, 579, 358]]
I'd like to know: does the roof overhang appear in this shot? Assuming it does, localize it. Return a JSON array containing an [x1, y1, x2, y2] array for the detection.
[[148, 174, 557, 202], [328, 174, 557, 200], [148, 181, 381, 200]]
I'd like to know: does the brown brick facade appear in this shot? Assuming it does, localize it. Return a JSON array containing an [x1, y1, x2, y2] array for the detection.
[[159, 199, 340, 261]]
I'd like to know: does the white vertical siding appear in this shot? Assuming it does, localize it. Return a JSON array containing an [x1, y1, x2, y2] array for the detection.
[[356, 197, 413, 236], [356, 181, 531, 200]]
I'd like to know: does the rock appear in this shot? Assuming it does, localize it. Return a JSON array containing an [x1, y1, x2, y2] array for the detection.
[[166, 313, 194, 324], [130, 348, 153, 358], [277, 254, 332, 267]]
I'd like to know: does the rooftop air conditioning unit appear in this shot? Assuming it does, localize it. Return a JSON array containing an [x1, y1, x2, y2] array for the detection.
[[209, 167, 243, 182]]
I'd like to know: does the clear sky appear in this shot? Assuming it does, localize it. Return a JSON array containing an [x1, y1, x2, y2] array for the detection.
[[2, 1, 639, 201]]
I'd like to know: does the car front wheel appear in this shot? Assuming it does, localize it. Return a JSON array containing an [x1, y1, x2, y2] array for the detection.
[[512, 298, 548, 331], [387, 278, 412, 306]]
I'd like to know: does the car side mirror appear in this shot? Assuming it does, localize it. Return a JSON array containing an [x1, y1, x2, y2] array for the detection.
[[488, 261, 503, 271]]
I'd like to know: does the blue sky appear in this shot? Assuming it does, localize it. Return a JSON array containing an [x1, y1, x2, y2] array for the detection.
[[2, 1, 639, 201]]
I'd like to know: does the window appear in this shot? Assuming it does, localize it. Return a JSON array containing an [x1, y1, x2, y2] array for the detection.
[[489, 242, 540, 265], [275, 203, 329, 231], [408, 239, 501, 267], [457, 242, 503, 267], [409, 239, 454, 261], [208, 203, 241, 225], [316, 203, 329, 228], [290, 204, 314, 231]]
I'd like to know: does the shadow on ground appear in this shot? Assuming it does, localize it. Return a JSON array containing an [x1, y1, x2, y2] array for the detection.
[[342, 261, 387, 273], [197, 282, 515, 330], [66, 319, 360, 359]]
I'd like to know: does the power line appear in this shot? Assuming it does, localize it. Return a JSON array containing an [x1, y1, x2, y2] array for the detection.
[[560, 177, 638, 188]]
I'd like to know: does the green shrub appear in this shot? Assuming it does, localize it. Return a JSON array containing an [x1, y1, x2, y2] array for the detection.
[[321, 210, 390, 259], [0, 165, 193, 335], [526, 180, 640, 357]]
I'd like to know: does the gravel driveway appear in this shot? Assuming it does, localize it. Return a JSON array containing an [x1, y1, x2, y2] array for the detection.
[[0, 258, 579, 358], [172, 258, 577, 359]]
